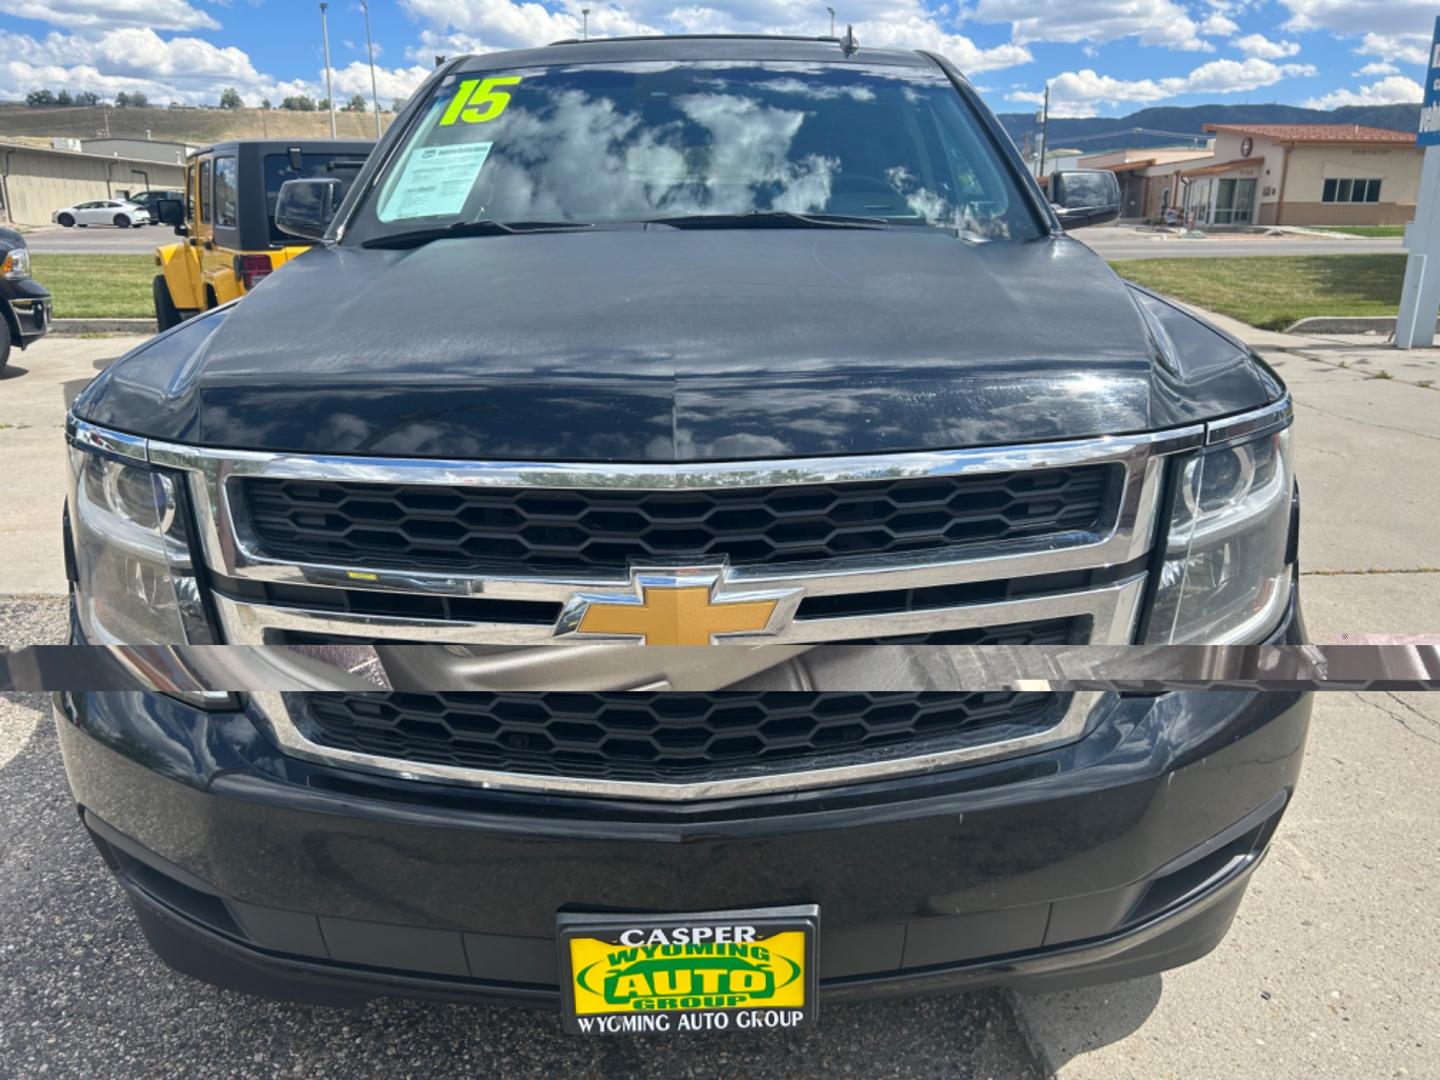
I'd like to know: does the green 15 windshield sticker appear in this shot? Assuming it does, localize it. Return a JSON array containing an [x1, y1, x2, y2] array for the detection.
[[439, 76, 522, 126]]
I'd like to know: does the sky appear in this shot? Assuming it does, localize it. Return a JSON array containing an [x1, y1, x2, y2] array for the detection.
[[0, 0, 1433, 120]]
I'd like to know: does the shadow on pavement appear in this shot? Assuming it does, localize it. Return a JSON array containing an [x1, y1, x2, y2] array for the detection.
[[1014, 974, 1164, 1072], [0, 364, 31, 380]]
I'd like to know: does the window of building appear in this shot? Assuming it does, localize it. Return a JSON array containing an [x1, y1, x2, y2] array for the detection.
[[1322, 178, 1381, 203]]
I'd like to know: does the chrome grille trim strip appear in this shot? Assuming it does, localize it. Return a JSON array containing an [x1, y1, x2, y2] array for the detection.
[[1205, 397, 1292, 446], [246, 688, 1110, 801], [214, 576, 1145, 647], [147, 426, 1201, 596]]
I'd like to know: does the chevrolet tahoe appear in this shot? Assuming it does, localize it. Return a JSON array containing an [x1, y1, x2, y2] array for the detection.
[[56, 34, 1309, 1032]]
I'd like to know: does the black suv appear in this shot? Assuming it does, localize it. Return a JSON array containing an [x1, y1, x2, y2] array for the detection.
[[0, 227, 50, 373], [58, 35, 1308, 1032]]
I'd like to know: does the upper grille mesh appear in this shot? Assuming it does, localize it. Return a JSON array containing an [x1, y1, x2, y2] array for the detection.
[[240, 466, 1116, 575]]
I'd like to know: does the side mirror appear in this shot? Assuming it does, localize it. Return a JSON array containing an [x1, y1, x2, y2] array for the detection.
[[275, 178, 342, 242], [1049, 170, 1122, 230], [154, 198, 185, 227]]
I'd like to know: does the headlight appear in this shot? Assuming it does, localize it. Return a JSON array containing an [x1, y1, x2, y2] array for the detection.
[[67, 442, 216, 647], [1143, 426, 1294, 644], [0, 247, 30, 280]]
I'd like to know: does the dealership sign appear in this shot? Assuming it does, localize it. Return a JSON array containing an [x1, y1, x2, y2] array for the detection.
[[1419, 17, 1440, 147]]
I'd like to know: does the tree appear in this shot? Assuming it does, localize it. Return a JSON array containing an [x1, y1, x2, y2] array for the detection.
[[260, 98, 272, 110], [55, 90, 73, 106], [345, 93, 367, 112], [114, 91, 130, 107], [130, 92, 149, 108], [391, 98, 406, 113], [218, 87, 243, 109], [75, 91, 100, 106], [25, 89, 56, 106], [318, 97, 331, 111], [280, 94, 317, 112]]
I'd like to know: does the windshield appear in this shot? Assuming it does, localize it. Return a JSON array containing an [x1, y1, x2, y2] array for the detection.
[[347, 60, 1040, 242]]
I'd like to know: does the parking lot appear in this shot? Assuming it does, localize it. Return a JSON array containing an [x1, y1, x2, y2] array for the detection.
[[18, 224, 164, 255], [1, 320, 1437, 1077]]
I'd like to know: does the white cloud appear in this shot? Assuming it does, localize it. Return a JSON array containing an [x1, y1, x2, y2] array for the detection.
[[1303, 74, 1424, 108], [2, 0, 218, 31], [971, 0, 1212, 51], [1008, 57, 1318, 117], [401, 0, 1033, 73], [1281, 0, 1435, 37], [329, 60, 434, 104], [1354, 61, 1400, 76], [1198, 13, 1239, 36], [1232, 34, 1300, 59], [1355, 32, 1431, 68]]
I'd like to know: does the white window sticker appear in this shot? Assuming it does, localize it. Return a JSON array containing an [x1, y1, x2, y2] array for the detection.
[[379, 141, 493, 221]]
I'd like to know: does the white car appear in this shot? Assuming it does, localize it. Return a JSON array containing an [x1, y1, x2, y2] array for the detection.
[[51, 200, 151, 229]]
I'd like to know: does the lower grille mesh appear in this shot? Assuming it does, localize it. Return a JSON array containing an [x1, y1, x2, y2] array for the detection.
[[298, 692, 1064, 784]]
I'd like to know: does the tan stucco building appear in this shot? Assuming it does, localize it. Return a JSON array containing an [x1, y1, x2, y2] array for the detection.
[[0, 141, 186, 226], [1082, 123, 1422, 228]]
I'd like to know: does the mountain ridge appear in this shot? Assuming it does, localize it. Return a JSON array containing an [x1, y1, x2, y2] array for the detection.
[[997, 102, 1421, 154]]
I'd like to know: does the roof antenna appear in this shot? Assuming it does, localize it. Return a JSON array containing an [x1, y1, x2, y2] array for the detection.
[[840, 23, 859, 54]]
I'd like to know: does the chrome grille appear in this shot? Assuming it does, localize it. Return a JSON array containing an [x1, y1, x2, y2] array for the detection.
[[299, 691, 1066, 783], [239, 466, 1117, 574], [74, 416, 1245, 797]]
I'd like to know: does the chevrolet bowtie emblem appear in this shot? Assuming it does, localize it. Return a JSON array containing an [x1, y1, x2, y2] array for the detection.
[[555, 564, 803, 646]]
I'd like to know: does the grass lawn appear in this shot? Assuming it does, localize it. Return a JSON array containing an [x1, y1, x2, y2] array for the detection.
[[30, 254, 154, 319], [1307, 225, 1406, 238], [1108, 254, 1406, 330]]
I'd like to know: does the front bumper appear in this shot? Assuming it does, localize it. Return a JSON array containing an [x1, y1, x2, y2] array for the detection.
[[3, 279, 51, 345], [55, 685, 1312, 1008]]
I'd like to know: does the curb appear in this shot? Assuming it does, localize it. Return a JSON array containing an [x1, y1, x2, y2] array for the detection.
[[1284, 315, 1425, 335], [49, 318, 154, 336]]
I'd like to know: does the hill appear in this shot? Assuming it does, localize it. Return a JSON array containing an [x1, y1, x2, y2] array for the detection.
[[997, 102, 1422, 154], [0, 104, 394, 145]]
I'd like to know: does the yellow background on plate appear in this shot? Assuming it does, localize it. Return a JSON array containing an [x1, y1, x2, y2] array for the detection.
[[569, 930, 808, 1016]]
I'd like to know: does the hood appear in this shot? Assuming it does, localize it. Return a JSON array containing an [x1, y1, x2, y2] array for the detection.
[[73, 229, 1280, 461]]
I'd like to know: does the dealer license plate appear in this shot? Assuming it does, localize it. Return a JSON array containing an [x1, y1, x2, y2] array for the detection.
[[557, 905, 819, 1036]]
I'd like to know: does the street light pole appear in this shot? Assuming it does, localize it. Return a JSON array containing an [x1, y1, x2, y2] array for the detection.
[[827, 7, 835, 36], [361, 0, 382, 139], [319, 2, 336, 138], [582, 8, 590, 40]]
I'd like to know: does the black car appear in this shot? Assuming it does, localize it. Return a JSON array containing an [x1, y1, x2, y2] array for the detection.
[[124, 189, 186, 223], [57, 35, 1309, 1033], [0, 227, 51, 373]]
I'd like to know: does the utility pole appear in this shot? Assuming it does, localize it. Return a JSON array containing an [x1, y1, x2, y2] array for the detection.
[[361, 0, 382, 138], [1036, 82, 1050, 182], [827, 7, 836, 36], [582, 8, 590, 40], [319, 2, 336, 138]]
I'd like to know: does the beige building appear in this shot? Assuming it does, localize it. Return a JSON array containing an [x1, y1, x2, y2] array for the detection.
[[0, 141, 186, 226], [1083, 124, 1422, 228], [1196, 123, 1422, 227]]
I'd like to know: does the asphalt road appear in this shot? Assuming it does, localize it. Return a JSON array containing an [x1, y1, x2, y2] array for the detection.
[[1079, 228, 1404, 259], [22, 225, 166, 255]]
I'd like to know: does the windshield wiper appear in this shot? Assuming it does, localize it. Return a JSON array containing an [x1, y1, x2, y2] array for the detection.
[[642, 210, 890, 230], [362, 220, 593, 249]]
